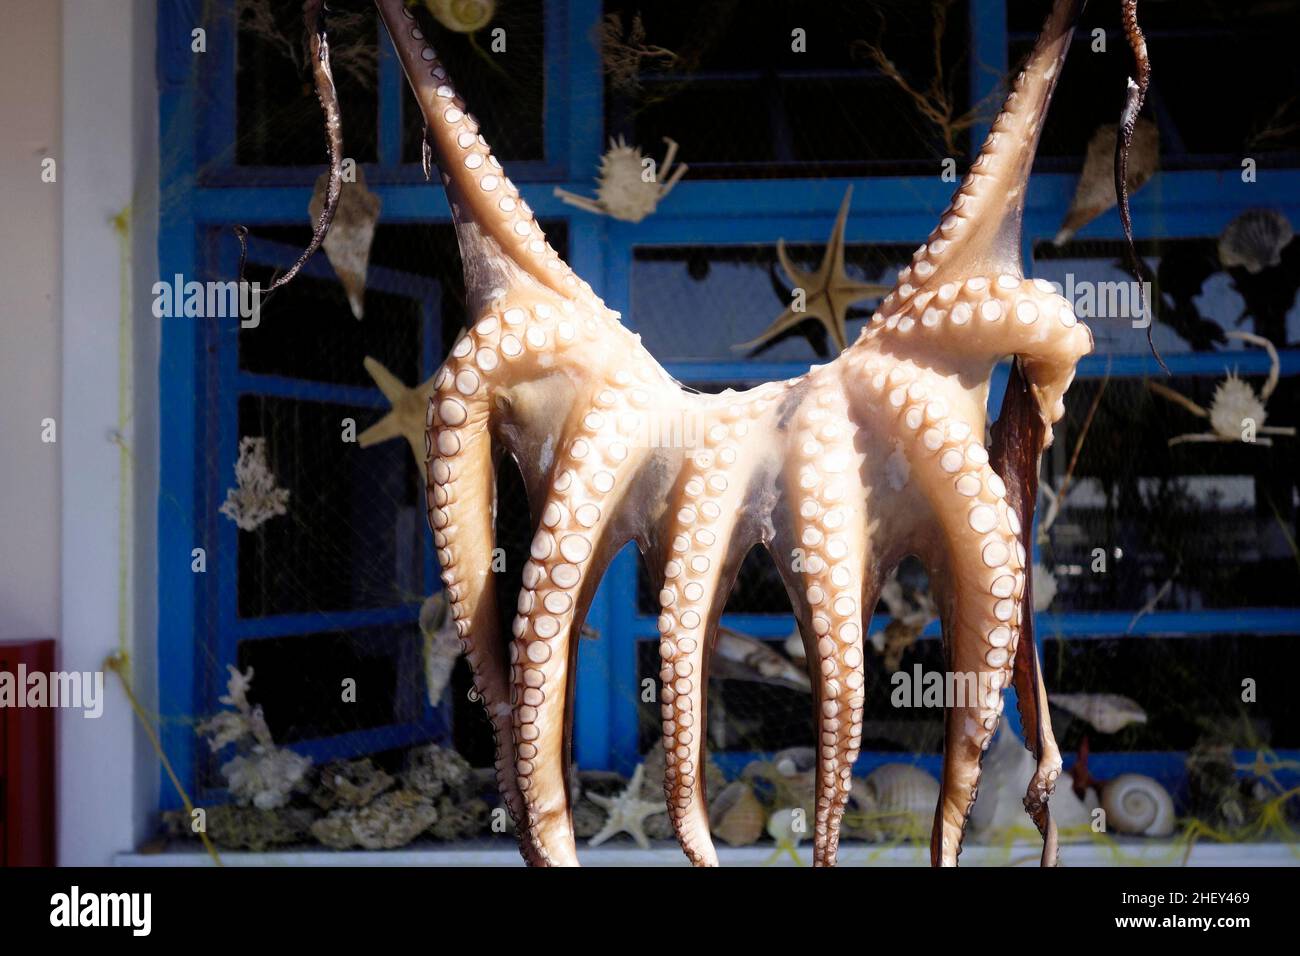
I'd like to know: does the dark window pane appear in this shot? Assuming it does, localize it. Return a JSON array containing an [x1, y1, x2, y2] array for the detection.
[[635, 631, 949, 755], [236, 396, 423, 616], [605, 0, 972, 177], [1033, 238, 1300, 354], [631, 243, 906, 362], [1042, 634, 1300, 751], [235, 0, 378, 165], [237, 266, 425, 387], [400, 2, 546, 164], [1040, 377, 1300, 613], [1011, 0, 1300, 168], [236, 623, 424, 743]]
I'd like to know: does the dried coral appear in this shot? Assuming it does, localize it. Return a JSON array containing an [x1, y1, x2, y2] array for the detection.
[[429, 795, 489, 841], [311, 758, 395, 810], [219, 437, 291, 532], [402, 742, 474, 800], [601, 11, 678, 97], [851, 0, 991, 156], [237, 0, 377, 89], [164, 805, 315, 852], [311, 788, 438, 850], [197, 666, 311, 811], [222, 749, 313, 811]]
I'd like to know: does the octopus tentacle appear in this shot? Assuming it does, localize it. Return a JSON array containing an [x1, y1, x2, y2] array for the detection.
[[428, 342, 545, 860], [376, 0, 597, 308], [785, 385, 872, 866], [992, 361, 1064, 866], [907, 0, 1082, 279], [511, 388, 652, 865], [926, 483, 1027, 866], [655, 396, 775, 866]]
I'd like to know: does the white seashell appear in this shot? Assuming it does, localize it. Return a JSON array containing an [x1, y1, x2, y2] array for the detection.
[[1208, 374, 1268, 438], [423, 0, 495, 33], [419, 593, 462, 706], [1054, 120, 1158, 246], [1048, 692, 1147, 734], [554, 136, 686, 223], [1032, 560, 1058, 612], [708, 781, 765, 847], [1102, 773, 1176, 837], [853, 764, 940, 841], [970, 718, 1098, 842], [1218, 209, 1293, 274], [766, 807, 805, 847]]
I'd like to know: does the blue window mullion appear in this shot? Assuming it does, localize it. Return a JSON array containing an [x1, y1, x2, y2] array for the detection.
[[968, 0, 1008, 154], [377, 25, 403, 167], [234, 606, 420, 641]]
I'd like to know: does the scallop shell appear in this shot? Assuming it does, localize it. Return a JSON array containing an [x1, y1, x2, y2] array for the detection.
[[1218, 209, 1294, 274], [853, 764, 940, 841], [708, 781, 766, 847], [1102, 773, 1176, 837]]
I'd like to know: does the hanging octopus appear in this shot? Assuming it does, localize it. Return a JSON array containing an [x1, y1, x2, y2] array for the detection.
[[266, 0, 1152, 866]]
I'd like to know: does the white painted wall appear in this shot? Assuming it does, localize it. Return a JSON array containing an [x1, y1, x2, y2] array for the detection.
[[0, 2, 61, 644], [55, 0, 160, 865]]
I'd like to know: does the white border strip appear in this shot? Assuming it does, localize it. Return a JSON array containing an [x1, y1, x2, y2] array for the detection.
[[59, 0, 159, 865]]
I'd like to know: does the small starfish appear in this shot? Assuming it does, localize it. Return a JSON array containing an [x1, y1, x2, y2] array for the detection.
[[736, 185, 890, 355], [359, 356, 439, 467], [587, 764, 665, 850]]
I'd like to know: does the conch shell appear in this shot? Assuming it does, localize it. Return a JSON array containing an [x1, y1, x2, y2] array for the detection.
[[1049, 692, 1147, 734], [708, 781, 765, 847], [309, 167, 381, 319], [1054, 119, 1158, 246]]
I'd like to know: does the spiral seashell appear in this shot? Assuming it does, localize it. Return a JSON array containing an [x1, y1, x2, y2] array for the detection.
[[1102, 773, 1175, 837], [1218, 209, 1294, 274], [423, 0, 494, 33]]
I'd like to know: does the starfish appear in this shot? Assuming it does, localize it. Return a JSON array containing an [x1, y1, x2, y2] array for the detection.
[[358, 356, 439, 468], [586, 764, 665, 850], [736, 186, 890, 355]]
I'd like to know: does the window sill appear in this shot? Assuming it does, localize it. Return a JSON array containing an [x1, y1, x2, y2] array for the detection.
[[116, 840, 1298, 867]]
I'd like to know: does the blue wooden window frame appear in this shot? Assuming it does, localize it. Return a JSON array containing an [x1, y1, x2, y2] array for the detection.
[[158, 0, 1300, 811]]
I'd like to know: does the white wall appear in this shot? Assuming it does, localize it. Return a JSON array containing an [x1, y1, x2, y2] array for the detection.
[[0, 2, 61, 644], [56, 0, 160, 865]]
